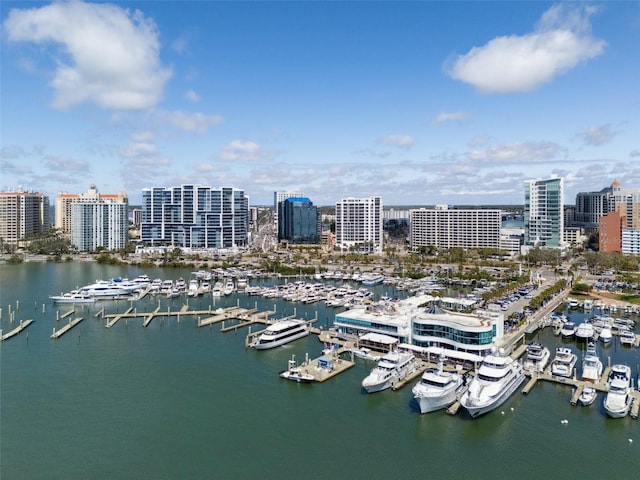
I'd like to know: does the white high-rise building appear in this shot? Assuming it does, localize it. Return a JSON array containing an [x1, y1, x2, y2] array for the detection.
[[524, 177, 564, 249], [70, 185, 129, 251], [335, 196, 383, 253], [409, 206, 502, 251]]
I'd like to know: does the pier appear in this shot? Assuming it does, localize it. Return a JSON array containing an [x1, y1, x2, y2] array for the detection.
[[51, 317, 84, 339], [1, 319, 34, 342]]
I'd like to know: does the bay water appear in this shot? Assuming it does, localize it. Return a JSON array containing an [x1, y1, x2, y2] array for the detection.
[[1, 262, 638, 479]]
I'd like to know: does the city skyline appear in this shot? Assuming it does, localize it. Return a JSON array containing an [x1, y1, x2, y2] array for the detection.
[[1, 1, 638, 206]]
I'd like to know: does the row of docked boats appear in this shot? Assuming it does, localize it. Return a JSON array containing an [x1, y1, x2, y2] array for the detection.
[[556, 315, 637, 347], [49, 276, 152, 303], [579, 363, 635, 418]]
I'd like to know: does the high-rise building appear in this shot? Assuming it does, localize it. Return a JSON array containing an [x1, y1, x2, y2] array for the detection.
[[141, 184, 249, 249], [610, 180, 640, 230], [335, 196, 383, 253], [622, 230, 640, 255], [278, 197, 321, 244], [573, 180, 640, 232], [599, 211, 625, 253], [56, 185, 128, 238], [409, 206, 501, 251], [524, 177, 564, 248], [67, 185, 129, 252], [0, 188, 49, 247], [274, 190, 304, 229]]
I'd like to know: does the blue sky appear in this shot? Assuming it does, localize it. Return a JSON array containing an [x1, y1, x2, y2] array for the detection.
[[1, 1, 638, 206]]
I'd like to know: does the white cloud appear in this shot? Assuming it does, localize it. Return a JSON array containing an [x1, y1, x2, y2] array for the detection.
[[377, 134, 416, 149], [3, 1, 172, 110], [446, 3, 605, 93], [579, 124, 615, 146], [434, 111, 471, 124], [185, 90, 201, 102], [468, 141, 561, 163], [630, 150, 640, 158], [156, 110, 223, 134], [219, 140, 280, 162]]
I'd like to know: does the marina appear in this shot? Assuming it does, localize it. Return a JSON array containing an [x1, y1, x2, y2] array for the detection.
[[1, 262, 639, 479]]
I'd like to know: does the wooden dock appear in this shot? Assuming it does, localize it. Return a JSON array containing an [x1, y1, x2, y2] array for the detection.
[[290, 353, 355, 383], [106, 307, 133, 329], [51, 317, 83, 339], [1, 319, 34, 342], [391, 361, 428, 391], [59, 308, 75, 320]]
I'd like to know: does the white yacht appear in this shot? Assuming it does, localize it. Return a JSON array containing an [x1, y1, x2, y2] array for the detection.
[[560, 322, 576, 338], [362, 351, 418, 393], [604, 364, 633, 418], [460, 350, 526, 418], [251, 319, 310, 350], [619, 330, 637, 347], [412, 354, 465, 413], [50, 290, 96, 304], [79, 281, 131, 298], [581, 342, 603, 383], [223, 279, 235, 296], [575, 322, 594, 342], [578, 386, 597, 406], [211, 281, 223, 297], [550, 347, 577, 377], [522, 342, 551, 373], [599, 325, 612, 344]]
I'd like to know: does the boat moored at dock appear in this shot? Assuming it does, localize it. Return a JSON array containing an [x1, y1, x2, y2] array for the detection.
[[581, 342, 603, 383], [460, 349, 525, 418], [361, 350, 418, 393], [412, 354, 466, 413], [279, 355, 315, 383], [522, 342, 550, 373], [550, 347, 577, 377], [603, 364, 632, 418], [251, 319, 310, 350]]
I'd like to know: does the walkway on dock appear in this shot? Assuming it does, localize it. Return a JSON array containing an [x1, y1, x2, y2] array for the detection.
[[51, 317, 83, 339], [1, 319, 34, 342]]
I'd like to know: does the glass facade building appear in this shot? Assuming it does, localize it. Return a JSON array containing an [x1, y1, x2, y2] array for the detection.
[[524, 177, 564, 248], [141, 185, 249, 249], [277, 197, 320, 244]]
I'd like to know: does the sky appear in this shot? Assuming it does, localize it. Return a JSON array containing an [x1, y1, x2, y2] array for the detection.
[[1, 1, 639, 206]]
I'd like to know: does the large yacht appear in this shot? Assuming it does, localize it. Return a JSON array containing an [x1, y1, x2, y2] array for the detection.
[[460, 350, 526, 418], [79, 281, 131, 298], [603, 364, 632, 418], [251, 319, 310, 350], [362, 350, 418, 393], [550, 347, 577, 377], [522, 342, 551, 373], [581, 342, 603, 383], [412, 354, 465, 413]]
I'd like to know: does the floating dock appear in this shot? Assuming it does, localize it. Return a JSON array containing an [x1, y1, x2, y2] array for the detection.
[[1, 319, 34, 342], [51, 317, 83, 339]]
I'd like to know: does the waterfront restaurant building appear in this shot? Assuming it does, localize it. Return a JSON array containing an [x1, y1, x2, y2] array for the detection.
[[410, 306, 503, 362], [334, 295, 503, 363], [141, 184, 249, 249]]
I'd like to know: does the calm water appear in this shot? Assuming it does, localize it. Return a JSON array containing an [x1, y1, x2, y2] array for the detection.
[[1, 262, 639, 479]]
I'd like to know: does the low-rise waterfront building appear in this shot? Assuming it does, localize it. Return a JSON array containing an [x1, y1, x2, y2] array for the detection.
[[334, 295, 504, 363]]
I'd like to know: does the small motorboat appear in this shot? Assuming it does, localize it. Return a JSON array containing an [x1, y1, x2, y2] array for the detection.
[[578, 386, 597, 406], [279, 355, 315, 383]]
